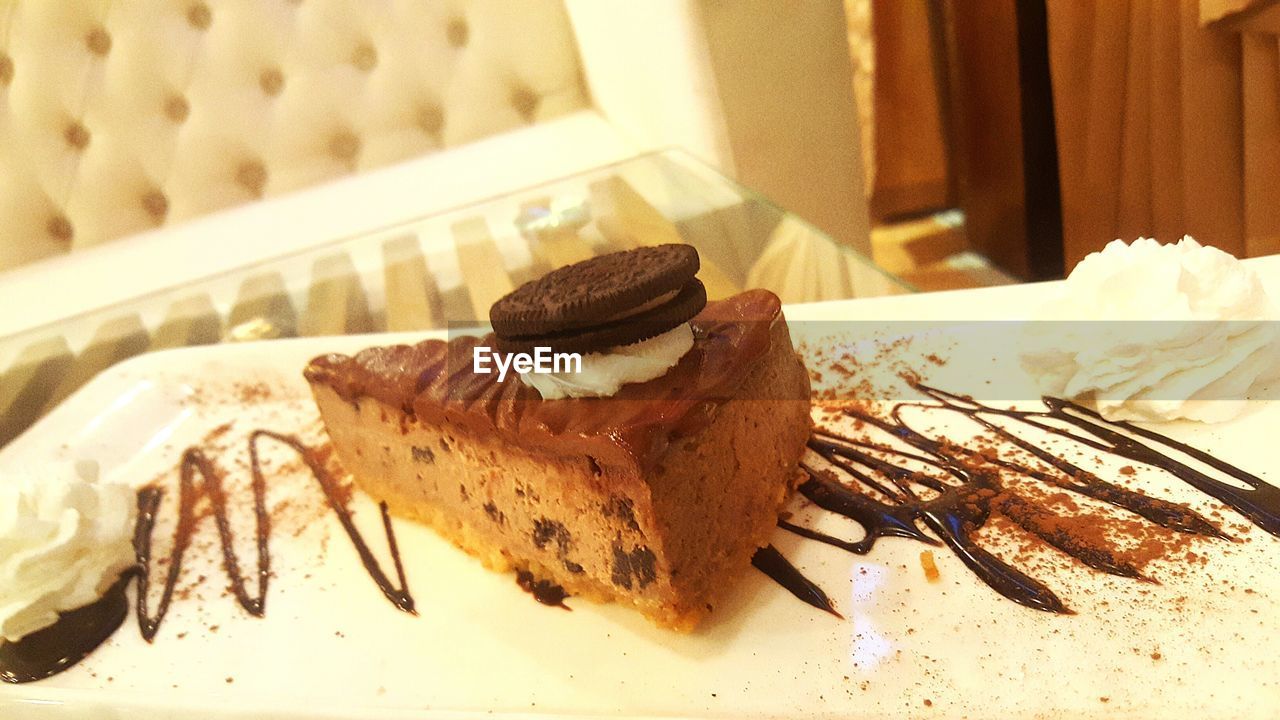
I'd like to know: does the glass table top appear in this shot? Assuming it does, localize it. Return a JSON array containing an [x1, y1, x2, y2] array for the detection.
[[0, 149, 912, 447]]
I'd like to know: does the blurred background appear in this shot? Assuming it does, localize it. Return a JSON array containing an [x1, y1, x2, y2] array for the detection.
[[0, 0, 1278, 444], [849, 0, 1279, 290], [2, 0, 1277, 283]]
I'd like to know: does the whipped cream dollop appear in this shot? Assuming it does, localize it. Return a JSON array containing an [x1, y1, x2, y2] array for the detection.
[[0, 462, 137, 643], [520, 323, 695, 399], [1020, 236, 1280, 422]]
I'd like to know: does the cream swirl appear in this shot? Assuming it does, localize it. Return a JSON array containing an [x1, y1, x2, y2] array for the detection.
[[0, 462, 137, 642], [1020, 236, 1280, 422], [520, 323, 695, 399]]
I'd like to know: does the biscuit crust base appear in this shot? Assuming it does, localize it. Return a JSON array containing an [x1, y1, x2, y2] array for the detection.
[[308, 319, 811, 631]]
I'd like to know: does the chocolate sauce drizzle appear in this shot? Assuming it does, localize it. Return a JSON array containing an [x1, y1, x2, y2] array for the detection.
[[0, 430, 415, 684], [0, 576, 132, 684], [10, 387, 1279, 682], [750, 545, 842, 619], [755, 384, 1280, 616]]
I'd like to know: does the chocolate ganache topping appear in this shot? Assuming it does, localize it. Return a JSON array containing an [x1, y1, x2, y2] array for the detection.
[[304, 290, 784, 472]]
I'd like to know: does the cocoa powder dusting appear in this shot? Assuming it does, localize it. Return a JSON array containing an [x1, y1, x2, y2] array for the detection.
[[780, 361, 1276, 615]]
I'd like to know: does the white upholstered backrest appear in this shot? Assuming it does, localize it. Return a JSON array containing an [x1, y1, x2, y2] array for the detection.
[[0, 0, 587, 269]]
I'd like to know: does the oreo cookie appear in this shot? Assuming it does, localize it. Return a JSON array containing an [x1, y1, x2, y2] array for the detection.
[[490, 244, 700, 337], [490, 245, 706, 355], [495, 279, 706, 355]]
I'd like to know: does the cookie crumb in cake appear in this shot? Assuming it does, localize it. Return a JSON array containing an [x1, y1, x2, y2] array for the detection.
[[515, 570, 571, 609]]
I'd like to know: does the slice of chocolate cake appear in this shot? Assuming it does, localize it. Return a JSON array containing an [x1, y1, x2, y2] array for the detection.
[[304, 246, 811, 630]]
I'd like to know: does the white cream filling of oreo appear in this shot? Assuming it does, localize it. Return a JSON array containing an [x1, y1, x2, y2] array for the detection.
[[519, 323, 695, 399]]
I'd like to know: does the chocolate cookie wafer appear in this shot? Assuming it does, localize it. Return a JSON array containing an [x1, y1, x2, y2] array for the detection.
[[494, 279, 706, 355], [490, 244, 700, 337], [490, 245, 707, 355]]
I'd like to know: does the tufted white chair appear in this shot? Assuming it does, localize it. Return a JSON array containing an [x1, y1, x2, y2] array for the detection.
[[0, 0, 868, 337], [0, 0, 589, 262]]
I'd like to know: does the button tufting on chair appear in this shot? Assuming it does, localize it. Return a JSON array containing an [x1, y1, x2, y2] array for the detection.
[[446, 17, 469, 48], [187, 3, 213, 30], [352, 42, 377, 72], [328, 130, 361, 166], [47, 215, 74, 244], [0, 0, 590, 268], [141, 191, 169, 223], [63, 122, 91, 150], [236, 160, 268, 197], [416, 103, 445, 137], [509, 85, 539, 123], [165, 95, 191, 123], [260, 68, 285, 97], [85, 26, 112, 56]]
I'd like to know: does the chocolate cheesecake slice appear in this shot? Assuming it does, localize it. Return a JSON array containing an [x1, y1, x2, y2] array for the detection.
[[305, 260, 810, 630]]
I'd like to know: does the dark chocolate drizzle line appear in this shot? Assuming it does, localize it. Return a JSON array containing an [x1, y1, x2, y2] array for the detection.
[[917, 491, 1071, 615], [750, 545, 843, 619], [1040, 396, 1280, 536], [763, 383, 1280, 616], [1, 431, 415, 684], [792, 468, 937, 553], [909, 387, 1230, 539]]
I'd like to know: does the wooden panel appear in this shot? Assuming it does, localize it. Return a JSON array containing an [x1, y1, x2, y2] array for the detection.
[[1201, 0, 1280, 24], [947, 0, 1026, 271], [1227, 2, 1280, 28], [588, 176, 741, 298], [1050, 0, 1270, 262], [0, 338, 74, 446], [41, 316, 150, 414], [745, 216, 858, 304], [1242, 33, 1280, 256], [846, 251, 913, 296], [1118, 0, 1153, 237], [1046, 0, 1094, 263], [946, 0, 1063, 279], [900, 255, 1020, 291], [518, 197, 596, 271], [870, 214, 968, 274], [811, 237, 855, 301], [1075, 0, 1130, 262], [382, 234, 441, 332], [870, 0, 952, 218], [588, 177, 673, 247], [150, 295, 222, 350], [1180, 0, 1246, 258], [301, 253, 373, 337], [673, 201, 779, 284], [227, 273, 297, 341], [451, 218, 514, 322], [1150, 0, 1187, 239]]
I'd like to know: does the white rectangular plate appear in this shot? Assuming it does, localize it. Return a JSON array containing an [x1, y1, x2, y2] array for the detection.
[[2, 292, 1279, 719]]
